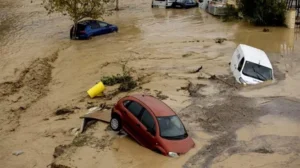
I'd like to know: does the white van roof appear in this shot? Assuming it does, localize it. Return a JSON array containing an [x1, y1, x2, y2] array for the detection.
[[238, 44, 272, 69]]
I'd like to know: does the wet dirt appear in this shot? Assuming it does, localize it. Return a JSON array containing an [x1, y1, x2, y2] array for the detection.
[[1, 0, 300, 167], [0, 51, 59, 132], [183, 96, 300, 168], [182, 91, 262, 168]]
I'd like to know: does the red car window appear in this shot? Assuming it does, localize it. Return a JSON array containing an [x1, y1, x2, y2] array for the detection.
[[126, 101, 143, 118], [140, 109, 156, 135], [123, 100, 131, 107]]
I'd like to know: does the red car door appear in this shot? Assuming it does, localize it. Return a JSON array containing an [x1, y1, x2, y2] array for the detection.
[[122, 101, 145, 145], [136, 108, 158, 150]]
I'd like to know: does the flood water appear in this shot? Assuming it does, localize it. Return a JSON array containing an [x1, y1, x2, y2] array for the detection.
[[1, 0, 300, 167], [1, 0, 300, 83]]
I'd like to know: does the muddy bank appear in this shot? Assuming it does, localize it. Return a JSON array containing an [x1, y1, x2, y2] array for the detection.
[[182, 91, 264, 168], [0, 51, 59, 132], [184, 96, 300, 168], [0, 0, 71, 83]]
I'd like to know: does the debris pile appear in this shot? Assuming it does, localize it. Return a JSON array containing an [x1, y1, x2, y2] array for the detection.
[[12, 150, 24, 156], [214, 38, 227, 44], [253, 147, 274, 154], [53, 145, 69, 158], [155, 91, 169, 100]]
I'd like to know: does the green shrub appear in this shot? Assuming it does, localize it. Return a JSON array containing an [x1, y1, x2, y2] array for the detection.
[[101, 74, 132, 86], [100, 62, 137, 92], [101, 74, 137, 92], [222, 4, 240, 22], [119, 80, 137, 92], [239, 0, 286, 26]]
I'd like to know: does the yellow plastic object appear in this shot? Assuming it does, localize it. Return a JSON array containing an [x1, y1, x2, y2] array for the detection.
[[87, 82, 106, 98]]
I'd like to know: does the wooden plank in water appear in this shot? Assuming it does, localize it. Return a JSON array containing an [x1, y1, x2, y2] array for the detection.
[[80, 110, 111, 133], [80, 110, 111, 123]]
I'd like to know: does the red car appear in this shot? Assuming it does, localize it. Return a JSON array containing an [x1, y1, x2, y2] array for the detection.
[[110, 94, 195, 157]]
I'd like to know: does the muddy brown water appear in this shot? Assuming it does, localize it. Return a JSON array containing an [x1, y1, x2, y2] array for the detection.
[[1, 0, 300, 167]]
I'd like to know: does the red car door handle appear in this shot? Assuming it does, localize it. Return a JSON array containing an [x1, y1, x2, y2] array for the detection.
[[136, 123, 140, 127]]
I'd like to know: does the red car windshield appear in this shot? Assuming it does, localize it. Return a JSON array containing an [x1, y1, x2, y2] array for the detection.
[[157, 115, 188, 140]]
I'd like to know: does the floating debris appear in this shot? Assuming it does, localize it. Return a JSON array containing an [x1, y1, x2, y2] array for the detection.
[[55, 108, 74, 115], [215, 38, 227, 44], [263, 28, 270, 32], [190, 66, 203, 73], [53, 145, 69, 158], [253, 147, 274, 154], [12, 150, 24, 156]]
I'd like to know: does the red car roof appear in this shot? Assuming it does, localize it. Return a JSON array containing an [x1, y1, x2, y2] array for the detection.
[[131, 94, 176, 117]]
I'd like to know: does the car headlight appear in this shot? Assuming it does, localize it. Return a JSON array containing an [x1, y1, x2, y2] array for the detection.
[[168, 152, 179, 158], [239, 77, 247, 85]]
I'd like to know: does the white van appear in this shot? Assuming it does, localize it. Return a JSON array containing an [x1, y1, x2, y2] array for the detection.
[[230, 44, 274, 85], [152, 0, 175, 8]]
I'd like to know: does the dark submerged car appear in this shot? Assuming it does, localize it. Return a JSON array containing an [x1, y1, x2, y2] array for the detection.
[[172, 0, 198, 8], [70, 20, 118, 40]]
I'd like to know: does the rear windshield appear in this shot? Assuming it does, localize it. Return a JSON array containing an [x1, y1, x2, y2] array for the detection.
[[76, 24, 86, 31]]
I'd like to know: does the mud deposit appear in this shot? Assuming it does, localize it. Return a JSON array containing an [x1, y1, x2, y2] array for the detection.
[[1, 0, 300, 168], [183, 96, 300, 168], [182, 93, 264, 168], [0, 51, 59, 132]]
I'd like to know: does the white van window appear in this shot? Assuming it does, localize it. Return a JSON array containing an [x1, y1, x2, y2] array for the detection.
[[242, 61, 273, 81], [237, 57, 245, 71]]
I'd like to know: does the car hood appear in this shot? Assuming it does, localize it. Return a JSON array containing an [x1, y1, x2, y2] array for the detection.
[[160, 136, 195, 154]]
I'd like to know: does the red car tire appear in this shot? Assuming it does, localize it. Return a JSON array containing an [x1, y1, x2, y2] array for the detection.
[[110, 113, 122, 131]]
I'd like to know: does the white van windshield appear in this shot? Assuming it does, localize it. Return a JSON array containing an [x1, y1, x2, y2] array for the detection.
[[242, 61, 273, 81]]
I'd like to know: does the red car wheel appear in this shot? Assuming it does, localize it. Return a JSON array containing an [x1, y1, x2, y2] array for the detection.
[[110, 114, 122, 131]]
